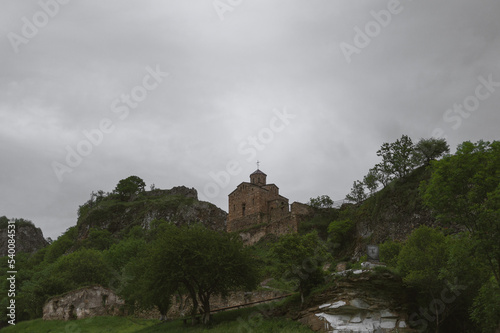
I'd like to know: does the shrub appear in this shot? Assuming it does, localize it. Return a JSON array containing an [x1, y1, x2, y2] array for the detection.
[[327, 219, 354, 245], [379, 240, 402, 267]]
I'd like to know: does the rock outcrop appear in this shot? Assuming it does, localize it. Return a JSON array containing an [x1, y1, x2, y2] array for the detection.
[[286, 270, 418, 332], [43, 286, 125, 320], [351, 167, 465, 259], [77, 186, 227, 239], [0, 219, 48, 257]]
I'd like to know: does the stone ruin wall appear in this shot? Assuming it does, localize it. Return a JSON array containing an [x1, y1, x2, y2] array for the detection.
[[43, 285, 287, 321], [43, 286, 125, 321], [238, 203, 313, 245], [227, 213, 265, 233], [135, 290, 288, 320]]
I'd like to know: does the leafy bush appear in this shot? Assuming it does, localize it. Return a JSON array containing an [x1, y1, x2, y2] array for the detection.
[[308, 195, 333, 209], [271, 231, 329, 305], [81, 228, 115, 251], [0, 216, 35, 229], [471, 277, 500, 332], [299, 210, 339, 240], [114, 175, 146, 201], [104, 237, 146, 271], [379, 240, 402, 267], [327, 219, 354, 245], [43, 226, 77, 263]]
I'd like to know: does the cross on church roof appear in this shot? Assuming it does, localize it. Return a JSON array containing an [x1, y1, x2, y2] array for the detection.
[[257, 160, 260, 170]]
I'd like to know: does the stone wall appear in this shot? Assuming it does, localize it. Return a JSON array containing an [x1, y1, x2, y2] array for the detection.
[[234, 202, 312, 245], [228, 183, 288, 224], [291, 202, 314, 216], [227, 213, 265, 233], [43, 285, 287, 321], [135, 290, 289, 320], [43, 286, 125, 321], [238, 216, 298, 245]]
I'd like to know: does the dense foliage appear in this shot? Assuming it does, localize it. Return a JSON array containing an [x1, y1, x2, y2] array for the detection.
[[2, 139, 499, 332], [271, 232, 330, 305], [122, 222, 260, 324], [346, 136, 449, 202]]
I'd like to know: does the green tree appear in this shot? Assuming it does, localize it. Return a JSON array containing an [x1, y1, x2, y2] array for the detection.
[[371, 165, 393, 188], [50, 248, 111, 289], [43, 226, 78, 263], [439, 234, 493, 332], [363, 168, 379, 195], [379, 240, 402, 267], [397, 226, 448, 332], [327, 218, 354, 247], [125, 222, 259, 324], [114, 175, 146, 201], [0, 216, 9, 228], [421, 140, 500, 285], [346, 180, 366, 203], [19, 248, 111, 319], [271, 232, 328, 306], [120, 244, 173, 321], [470, 277, 500, 332], [81, 228, 115, 251], [377, 134, 417, 179], [413, 138, 450, 166], [308, 195, 334, 209], [104, 237, 146, 272]]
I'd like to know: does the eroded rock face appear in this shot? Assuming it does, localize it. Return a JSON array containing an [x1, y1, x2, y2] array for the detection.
[[77, 186, 227, 239], [313, 302, 409, 332], [43, 286, 125, 321], [294, 271, 418, 333], [0, 222, 48, 257]]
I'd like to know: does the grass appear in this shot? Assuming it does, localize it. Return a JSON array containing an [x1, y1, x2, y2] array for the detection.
[[3, 303, 314, 333], [1, 316, 159, 333]]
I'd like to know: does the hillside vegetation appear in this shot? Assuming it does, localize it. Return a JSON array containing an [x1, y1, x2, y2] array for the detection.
[[1, 138, 499, 332]]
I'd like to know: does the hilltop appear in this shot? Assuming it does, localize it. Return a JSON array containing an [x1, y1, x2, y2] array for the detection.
[[0, 217, 48, 257], [75, 185, 227, 240], [2, 139, 498, 332]]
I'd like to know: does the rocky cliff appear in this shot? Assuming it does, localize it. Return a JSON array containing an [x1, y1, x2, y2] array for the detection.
[[282, 269, 418, 332], [349, 166, 463, 258], [0, 217, 48, 257], [76, 186, 227, 239]]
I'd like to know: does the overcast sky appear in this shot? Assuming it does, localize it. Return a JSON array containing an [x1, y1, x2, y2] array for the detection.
[[1, 0, 499, 239]]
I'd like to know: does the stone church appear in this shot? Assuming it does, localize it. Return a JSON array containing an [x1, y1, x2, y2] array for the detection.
[[227, 168, 312, 242]]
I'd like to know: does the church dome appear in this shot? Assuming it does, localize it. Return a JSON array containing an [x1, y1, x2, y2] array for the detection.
[[250, 169, 267, 186], [250, 169, 267, 176]]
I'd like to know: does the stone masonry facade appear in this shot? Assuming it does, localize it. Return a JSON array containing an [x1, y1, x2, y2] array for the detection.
[[227, 169, 312, 242]]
